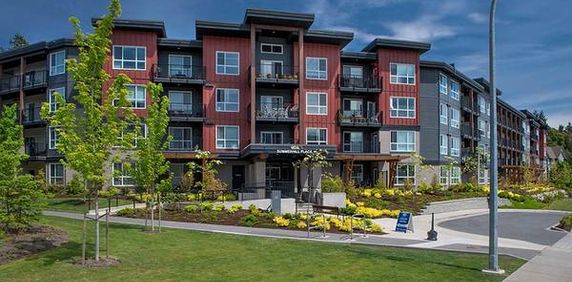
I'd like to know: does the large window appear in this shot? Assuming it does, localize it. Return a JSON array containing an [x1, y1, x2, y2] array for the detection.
[[49, 50, 66, 76], [450, 81, 460, 100], [169, 127, 193, 150], [390, 97, 415, 118], [390, 131, 416, 152], [260, 131, 283, 144], [216, 88, 239, 112], [116, 123, 147, 148], [390, 63, 415, 85], [49, 163, 64, 185], [440, 166, 449, 186], [440, 103, 448, 125], [440, 166, 461, 186], [450, 108, 460, 128], [306, 92, 327, 115], [168, 54, 192, 77], [306, 128, 327, 145], [479, 120, 487, 138], [49, 87, 65, 112], [451, 167, 461, 185], [343, 98, 363, 116], [306, 57, 327, 80], [126, 85, 146, 109], [343, 132, 363, 152], [440, 134, 448, 155], [49, 126, 58, 149], [451, 137, 460, 156], [112, 162, 134, 187], [216, 51, 239, 75], [395, 164, 415, 186], [260, 60, 283, 77], [216, 126, 239, 149], [113, 46, 146, 70], [169, 91, 192, 113], [439, 74, 448, 95], [261, 43, 283, 54]]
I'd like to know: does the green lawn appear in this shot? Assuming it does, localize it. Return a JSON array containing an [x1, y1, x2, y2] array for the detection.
[[46, 197, 133, 213], [545, 198, 572, 211], [503, 197, 572, 211], [0, 216, 525, 281]]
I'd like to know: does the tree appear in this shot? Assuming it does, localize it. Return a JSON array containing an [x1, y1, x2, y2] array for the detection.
[[129, 83, 172, 232], [462, 146, 490, 184], [0, 105, 45, 232], [189, 149, 225, 194], [292, 148, 330, 203], [41, 0, 134, 262], [9, 33, 28, 50]]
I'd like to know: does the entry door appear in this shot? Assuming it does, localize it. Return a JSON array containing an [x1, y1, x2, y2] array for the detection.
[[371, 133, 379, 153], [367, 101, 376, 119], [232, 165, 245, 190]]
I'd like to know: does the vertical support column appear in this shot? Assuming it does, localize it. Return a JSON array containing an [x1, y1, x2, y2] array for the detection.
[[19, 57, 26, 124], [250, 25, 257, 143], [298, 28, 304, 143]]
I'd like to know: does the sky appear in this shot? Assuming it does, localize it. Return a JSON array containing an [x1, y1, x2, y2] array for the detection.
[[1, 0, 570, 127]]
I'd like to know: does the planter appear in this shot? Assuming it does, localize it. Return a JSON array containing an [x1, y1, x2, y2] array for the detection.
[[322, 192, 346, 208]]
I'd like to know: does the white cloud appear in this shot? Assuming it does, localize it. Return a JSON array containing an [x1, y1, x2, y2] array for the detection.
[[384, 16, 456, 42], [468, 12, 487, 24]]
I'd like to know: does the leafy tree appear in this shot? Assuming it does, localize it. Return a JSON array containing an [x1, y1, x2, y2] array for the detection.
[[462, 146, 489, 184], [0, 105, 45, 232], [41, 0, 134, 262], [9, 33, 28, 50], [293, 148, 330, 203], [188, 149, 226, 193], [129, 83, 172, 232], [550, 162, 572, 193]]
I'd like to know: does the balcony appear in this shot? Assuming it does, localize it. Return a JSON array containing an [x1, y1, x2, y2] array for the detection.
[[22, 105, 46, 127], [168, 140, 194, 151], [461, 99, 479, 115], [168, 103, 205, 122], [255, 104, 299, 123], [530, 132, 539, 140], [1, 70, 48, 95], [252, 63, 299, 88], [0, 75, 20, 94], [338, 74, 381, 93], [338, 111, 381, 128], [152, 64, 205, 84], [342, 142, 380, 154], [24, 142, 47, 160]]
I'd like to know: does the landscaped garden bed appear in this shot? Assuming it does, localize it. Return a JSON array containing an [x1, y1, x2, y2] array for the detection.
[[0, 225, 68, 265], [559, 214, 572, 231]]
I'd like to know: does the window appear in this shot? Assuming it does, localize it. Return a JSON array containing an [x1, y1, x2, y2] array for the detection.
[[261, 43, 283, 54], [306, 57, 327, 80], [113, 46, 146, 70], [390, 97, 415, 118], [390, 63, 415, 85], [351, 164, 364, 184], [390, 131, 416, 152], [116, 123, 147, 148], [395, 164, 415, 186], [343, 132, 363, 152], [113, 162, 134, 187], [439, 74, 448, 95], [306, 92, 327, 115], [260, 131, 283, 144], [451, 137, 460, 156], [216, 126, 239, 149], [451, 167, 461, 185], [440, 166, 449, 186], [49, 127, 58, 149], [260, 96, 283, 111], [169, 127, 193, 150], [260, 60, 283, 77], [49, 163, 64, 185], [49, 51, 66, 76], [216, 51, 239, 75], [440, 134, 448, 155], [343, 98, 363, 116], [479, 120, 487, 138], [125, 85, 146, 108], [168, 54, 192, 77], [49, 87, 65, 112], [450, 81, 460, 100], [343, 65, 363, 78], [440, 103, 448, 125], [216, 88, 239, 112], [306, 128, 327, 145], [479, 169, 489, 184], [169, 91, 192, 113], [450, 108, 460, 128]]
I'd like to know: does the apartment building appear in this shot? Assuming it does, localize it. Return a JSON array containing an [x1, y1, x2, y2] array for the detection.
[[521, 110, 548, 172], [0, 8, 547, 193]]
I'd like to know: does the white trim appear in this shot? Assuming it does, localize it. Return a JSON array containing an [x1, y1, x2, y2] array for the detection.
[[390, 131, 416, 153], [440, 134, 448, 155], [260, 43, 283, 54], [306, 127, 327, 145], [343, 131, 364, 153], [112, 162, 134, 187], [440, 103, 448, 125], [260, 131, 284, 144], [114, 84, 147, 109], [305, 57, 327, 80], [451, 136, 460, 157], [215, 88, 240, 112], [112, 45, 147, 71], [450, 108, 460, 129], [450, 80, 460, 100], [168, 54, 193, 77], [215, 51, 240, 76], [48, 87, 65, 112], [168, 90, 193, 112], [48, 162, 65, 185], [394, 164, 416, 186], [216, 125, 240, 149], [49, 50, 66, 76], [48, 126, 58, 149], [389, 96, 416, 119], [306, 92, 328, 115], [439, 73, 448, 95], [390, 62, 416, 85]]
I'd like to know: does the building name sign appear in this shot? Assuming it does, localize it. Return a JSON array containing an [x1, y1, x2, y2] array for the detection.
[[276, 146, 320, 155]]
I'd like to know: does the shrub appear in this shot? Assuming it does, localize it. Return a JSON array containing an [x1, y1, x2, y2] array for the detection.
[[67, 176, 85, 195], [282, 213, 295, 220], [116, 208, 136, 217], [200, 202, 214, 211], [214, 205, 225, 212], [185, 204, 199, 213], [239, 214, 258, 227], [272, 216, 290, 227], [216, 193, 237, 201], [248, 204, 261, 216], [296, 221, 307, 229], [227, 204, 242, 214], [560, 214, 572, 231], [321, 173, 344, 193]]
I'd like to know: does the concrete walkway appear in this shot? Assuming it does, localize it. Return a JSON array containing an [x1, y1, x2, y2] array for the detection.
[[419, 197, 510, 215], [505, 232, 572, 282]]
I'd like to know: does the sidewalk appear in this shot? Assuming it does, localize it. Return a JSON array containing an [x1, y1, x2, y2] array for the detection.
[[504, 232, 572, 282]]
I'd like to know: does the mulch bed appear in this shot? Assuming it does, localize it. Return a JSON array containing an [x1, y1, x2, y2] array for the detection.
[[0, 225, 69, 265], [74, 257, 121, 268]]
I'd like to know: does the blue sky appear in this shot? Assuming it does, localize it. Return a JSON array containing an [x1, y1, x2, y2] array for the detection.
[[1, 0, 570, 127]]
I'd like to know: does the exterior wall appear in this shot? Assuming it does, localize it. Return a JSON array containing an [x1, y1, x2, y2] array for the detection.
[[419, 68, 440, 162]]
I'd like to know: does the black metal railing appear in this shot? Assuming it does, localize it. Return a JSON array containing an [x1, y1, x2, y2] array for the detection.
[[255, 137, 295, 145], [461, 99, 478, 112], [0, 75, 21, 93], [153, 64, 205, 80], [168, 140, 194, 151], [25, 142, 47, 156], [342, 141, 380, 153], [22, 105, 44, 123], [256, 103, 299, 119], [338, 74, 381, 89], [254, 63, 299, 80], [23, 70, 47, 88], [338, 110, 381, 126], [168, 103, 205, 117]]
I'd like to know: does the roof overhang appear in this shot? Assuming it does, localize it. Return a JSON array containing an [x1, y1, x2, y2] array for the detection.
[[340, 51, 377, 62], [0, 38, 75, 63], [244, 9, 314, 28], [92, 18, 166, 37], [304, 30, 353, 48], [195, 20, 250, 39], [362, 38, 431, 54], [420, 60, 484, 92], [157, 38, 202, 50]]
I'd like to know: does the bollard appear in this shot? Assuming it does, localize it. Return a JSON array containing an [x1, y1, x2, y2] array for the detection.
[[427, 213, 438, 241]]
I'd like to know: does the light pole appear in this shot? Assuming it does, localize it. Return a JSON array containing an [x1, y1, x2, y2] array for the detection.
[[484, 0, 504, 275]]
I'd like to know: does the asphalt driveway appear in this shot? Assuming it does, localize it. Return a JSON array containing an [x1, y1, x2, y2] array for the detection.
[[439, 211, 568, 246]]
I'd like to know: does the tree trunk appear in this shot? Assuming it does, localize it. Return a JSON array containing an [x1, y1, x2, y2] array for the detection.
[[143, 193, 148, 231], [81, 213, 87, 264], [150, 198, 155, 232], [158, 193, 162, 233], [94, 192, 100, 261], [106, 198, 110, 258]]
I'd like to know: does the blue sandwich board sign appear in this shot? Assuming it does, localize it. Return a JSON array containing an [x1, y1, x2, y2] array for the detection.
[[395, 211, 414, 233]]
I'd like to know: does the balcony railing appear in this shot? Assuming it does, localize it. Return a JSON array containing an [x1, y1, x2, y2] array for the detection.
[[342, 141, 380, 153], [23, 70, 47, 89], [0, 75, 21, 93], [25, 142, 47, 156], [153, 64, 205, 81], [461, 99, 478, 114], [256, 103, 299, 121], [168, 140, 194, 151], [338, 110, 381, 127], [168, 104, 205, 122], [338, 74, 381, 91], [22, 105, 45, 124], [254, 63, 299, 81]]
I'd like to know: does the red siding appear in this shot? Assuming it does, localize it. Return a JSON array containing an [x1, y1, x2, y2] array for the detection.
[[202, 36, 252, 151], [377, 48, 420, 126]]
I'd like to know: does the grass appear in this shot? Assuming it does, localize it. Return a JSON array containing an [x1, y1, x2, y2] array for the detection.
[[0, 216, 525, 281], [545, 198, 572, 211], [46, 197, 133, 213], [502, 197, 572, 211]]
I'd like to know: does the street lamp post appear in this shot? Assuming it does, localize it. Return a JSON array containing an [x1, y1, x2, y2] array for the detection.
[[484, 0, 504, 275]]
